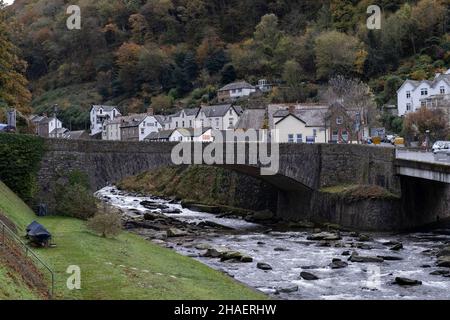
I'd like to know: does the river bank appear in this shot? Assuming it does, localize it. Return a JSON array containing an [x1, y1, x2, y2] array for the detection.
[[96, 186, 450, 300]]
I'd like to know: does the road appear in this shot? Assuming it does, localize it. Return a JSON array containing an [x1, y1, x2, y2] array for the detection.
[[396, 149, 450, 165]]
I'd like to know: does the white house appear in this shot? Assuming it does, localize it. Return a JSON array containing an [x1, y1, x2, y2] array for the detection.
[[102, 118, 122, 141], [397, 69, 450, 116], [169, 127, 214, 142], [195, 104, 243, 130], [166, 108, 199, 130], [218, 81, 256, 102], [90, 105, 121, 136], [272, 107, 328, 144]]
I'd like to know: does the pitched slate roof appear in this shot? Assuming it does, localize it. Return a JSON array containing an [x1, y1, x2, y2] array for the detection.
[[235, 109, 266, 130], [219, 81, 255, 91], [119, 114, 148, 128], [144, 129, 174, 141], [91, 105, 119, 112], [198, 104, 238, 118]]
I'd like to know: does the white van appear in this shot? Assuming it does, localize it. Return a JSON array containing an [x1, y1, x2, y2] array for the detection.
[[432, 141, 450, 154]]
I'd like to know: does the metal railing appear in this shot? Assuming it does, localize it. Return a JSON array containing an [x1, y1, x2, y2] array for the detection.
[[0, 220, 55, 299]]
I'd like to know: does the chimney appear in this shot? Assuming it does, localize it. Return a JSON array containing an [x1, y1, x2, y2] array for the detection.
[[147, 107, 154, 116], [288, 105, 295, 114]]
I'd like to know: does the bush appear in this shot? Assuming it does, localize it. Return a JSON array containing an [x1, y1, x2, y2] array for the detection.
[[0, 134, 45, 203], [87, 205, 122, 238], [55, 183, 97, 220]]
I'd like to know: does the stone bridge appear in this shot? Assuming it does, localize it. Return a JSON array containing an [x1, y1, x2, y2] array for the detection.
[[38, 139, 400, 194], [36, 139, 450, 231]]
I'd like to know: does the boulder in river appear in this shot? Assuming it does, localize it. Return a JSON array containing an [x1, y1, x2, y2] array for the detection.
[[358, 234, 372, 242], [349, 255, 384, 263], [167, 228, 188, 237], [394, 277, 422, 286], [276, 284, 299, 294], [437, 246, 450, 257], [220, 251, 243, 261], [240, 256, 253, 263], [161, 208, 182, 215], [377, 256, 403, 261], [390, 243, 404, 251], [274, 247, 289, 252], [430, 270, 450, 276], [436, 256, 450, 268], [257, 262, 273, 271], [202, 248, 221, 258], [330, 260, 348, 269], [307, 232, 341, 241], [300, 272, 319, 281]]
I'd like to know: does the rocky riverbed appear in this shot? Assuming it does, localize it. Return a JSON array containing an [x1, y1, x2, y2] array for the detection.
[[96, 186, 450, 300]]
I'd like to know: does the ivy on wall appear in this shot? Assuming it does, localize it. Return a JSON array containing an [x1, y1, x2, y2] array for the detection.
[[0, 133, 45, 203]]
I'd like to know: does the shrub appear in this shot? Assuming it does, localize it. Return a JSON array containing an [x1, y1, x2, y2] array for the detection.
[[0, 134, 45, 203], [87, 205, 122, 238], [55, 183, 97, 220]]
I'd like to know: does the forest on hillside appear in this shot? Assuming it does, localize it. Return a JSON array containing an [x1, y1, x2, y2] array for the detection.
[[0, 0, 449, 130]]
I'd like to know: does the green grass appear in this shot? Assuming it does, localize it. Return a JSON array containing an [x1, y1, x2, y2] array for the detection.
[[0, 181, 267, 300], [0, 264, 40, 300], [320, 184, 400, 200]]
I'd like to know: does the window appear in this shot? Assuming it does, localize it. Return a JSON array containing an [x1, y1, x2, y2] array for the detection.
[[336, 116, 343, 125], [406, 103, 412, 111], [176, 121, 179, 128], [406, 91, 411, 99], [421, 101, 426, 107], [229, 109, 233, 115], [99, 109, 103, 114], [342, 131, 349, 142], [296, 134, 303, 143], [421, 88, 428, 96], [332, 130, 339, 142], [113, 110, 116, 117], [313, 129, 317, 137], [141, 128, 144, 134], [190, 120, 192, 127], [288, 134, 294, 143], [440, 86, 446, 94], [229, 118, 234, 128], [182, 121, 185, 127], [215, 118, 220, 128]]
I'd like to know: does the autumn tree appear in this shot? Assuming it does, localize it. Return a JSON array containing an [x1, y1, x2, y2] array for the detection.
[[314, 31, 367, 80], [402, 107, 449, 143], [0, 1, 31, 119]]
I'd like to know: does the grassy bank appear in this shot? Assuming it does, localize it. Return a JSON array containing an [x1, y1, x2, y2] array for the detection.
[[0, 181, 266, 300], [320, 185, 400, 201]]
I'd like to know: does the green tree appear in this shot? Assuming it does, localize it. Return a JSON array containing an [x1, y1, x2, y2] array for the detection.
[[314, 31, 366, 80], [0, 1, 32, 118]]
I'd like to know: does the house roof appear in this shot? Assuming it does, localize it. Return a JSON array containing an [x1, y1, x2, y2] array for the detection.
[[397, 74, 450, 93], [91, 105, 119, 112], [172, 108, 200, 118], [67, 130, 88, 140], [219, 81, 255, 91], [39, 116, 60, 124], [119, 114, 148, 128], [144, 129, 174, 140], [198, 104, 239, 118], [174, 127, 212, 137], [235, 109, 266, 130], [50, 127, 69, 134], [270, 104, 328, 128]]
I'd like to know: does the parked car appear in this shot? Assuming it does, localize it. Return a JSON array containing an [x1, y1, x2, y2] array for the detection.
[[432, 141, 450, 154]]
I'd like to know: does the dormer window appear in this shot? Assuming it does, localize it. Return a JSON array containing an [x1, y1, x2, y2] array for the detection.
[[440, 86, 445, 94], [421, 88, 428, 96]]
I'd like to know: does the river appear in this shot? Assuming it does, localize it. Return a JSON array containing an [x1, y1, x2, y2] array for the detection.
[[96, 186, 450, 300]]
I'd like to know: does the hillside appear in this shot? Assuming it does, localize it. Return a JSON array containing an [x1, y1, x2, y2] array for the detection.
[[0, 180, 267, 300], [3, 0, 449, 129]]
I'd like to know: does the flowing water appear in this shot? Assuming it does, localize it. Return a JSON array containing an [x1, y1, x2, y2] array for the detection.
[[96, 186, 450, 300]]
